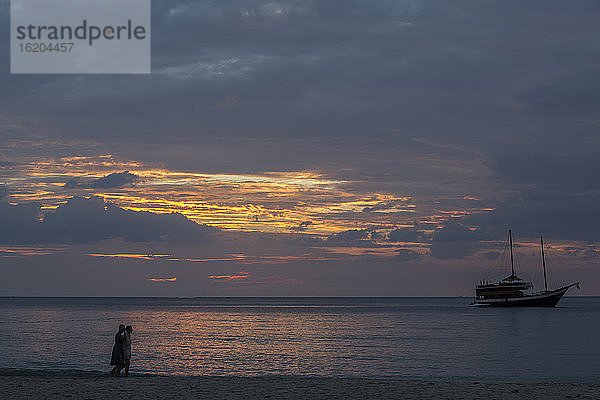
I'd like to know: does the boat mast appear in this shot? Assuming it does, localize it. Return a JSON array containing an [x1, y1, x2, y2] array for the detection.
[[541, 236, 548, 292], [509, 229, 515, 277]]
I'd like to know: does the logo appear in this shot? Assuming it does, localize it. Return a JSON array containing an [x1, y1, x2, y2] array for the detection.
[[11, 0, 151, 74]]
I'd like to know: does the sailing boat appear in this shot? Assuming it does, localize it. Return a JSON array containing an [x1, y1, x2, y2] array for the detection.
[[471, 230, 579, 307]]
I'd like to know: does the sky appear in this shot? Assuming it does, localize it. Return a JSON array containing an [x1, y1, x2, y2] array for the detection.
[[1, 0, 599, 296]]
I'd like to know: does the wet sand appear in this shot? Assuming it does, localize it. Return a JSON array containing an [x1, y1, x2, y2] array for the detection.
[[1, 374, 599, 399]]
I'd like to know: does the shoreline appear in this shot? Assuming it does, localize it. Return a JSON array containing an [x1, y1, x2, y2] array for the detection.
[[1, 295, 596, 298], [2, 368, 599, 383], [2, 372, 599, 400]]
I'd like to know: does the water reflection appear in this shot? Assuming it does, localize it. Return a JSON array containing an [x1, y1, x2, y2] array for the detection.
[[0, 297, 597, 381]]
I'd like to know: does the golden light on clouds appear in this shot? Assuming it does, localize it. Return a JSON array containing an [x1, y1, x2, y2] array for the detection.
[[87, 252, 341, 264], [1, 149, 596, 281], [145, 277, 177, 282], [88, 253, 249, 263], [1, 154, 494, 241], [0, 246, 67, 257], [208, 272, 250, 281]]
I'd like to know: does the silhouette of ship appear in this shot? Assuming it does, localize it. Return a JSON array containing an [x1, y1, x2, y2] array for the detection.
[[471, 230, 579, 307]]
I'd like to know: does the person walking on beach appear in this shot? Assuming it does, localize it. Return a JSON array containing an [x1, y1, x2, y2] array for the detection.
[[123, 325, 133, 377], [110, 324, 126, 376]]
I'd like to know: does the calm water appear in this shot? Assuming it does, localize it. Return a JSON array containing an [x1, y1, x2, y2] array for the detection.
[[0, 297, 598, 381]]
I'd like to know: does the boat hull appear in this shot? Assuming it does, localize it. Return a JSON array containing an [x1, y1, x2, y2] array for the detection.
[[471, 284, 576, 307]]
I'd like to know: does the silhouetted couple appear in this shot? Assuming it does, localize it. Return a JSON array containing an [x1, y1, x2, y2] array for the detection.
[[110, 324, 133, 376]]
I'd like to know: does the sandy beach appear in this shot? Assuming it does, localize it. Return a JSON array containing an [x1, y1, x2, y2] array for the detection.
[[1, 373, 598, 400]]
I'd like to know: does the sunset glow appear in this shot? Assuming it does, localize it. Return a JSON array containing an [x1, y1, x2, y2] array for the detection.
[[1, 0, 598, 297], [2, 154, 495, 240]]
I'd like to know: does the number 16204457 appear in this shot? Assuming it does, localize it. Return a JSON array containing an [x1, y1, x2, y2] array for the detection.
[[19, 42, 74, 53]]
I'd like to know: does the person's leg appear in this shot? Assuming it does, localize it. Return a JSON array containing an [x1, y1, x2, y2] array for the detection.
[[124, 359, 130, 376]]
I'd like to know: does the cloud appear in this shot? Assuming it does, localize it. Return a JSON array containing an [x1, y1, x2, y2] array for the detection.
[[432, 221, 483, 242], [8, 0, 599, 143], [289, 220, 312, 232], [463, 190, 600, 242], [1, 1, 600, 295], [516, 68, 600, 119], [42, 196, 213, 243], [0, 193, 213, 244], [145, 277, 177, 282], [429, 221, 488, 259], [326, 229, 370, 245], [387, 227, 424, 242], [0, 201, 42, 244], [65, 171, 140, 189], [362, 199, 409, 213], [395, 249, 421, 261], [209, 271, 250, 281], [0, 184, 7, 201], [214, 95, 240, 110], [428, 181, 600, 258], [491, 147, 600, 192], [429, 240, 481, 260]]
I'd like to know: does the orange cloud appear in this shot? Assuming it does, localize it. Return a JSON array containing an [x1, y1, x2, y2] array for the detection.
[[88, 253, 166, 260], [208, 272, 250, 281], [145, 277, 177, 282], [0, 246, 66, 257]]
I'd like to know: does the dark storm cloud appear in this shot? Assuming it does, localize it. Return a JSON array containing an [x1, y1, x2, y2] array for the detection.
[[456, 140, 600, 244], [430, 179, 600, 256], [3, 0, 600, 143], [0, 194, 212, 244], [43, 196, 212, 242], [462, 190, 600, 242], [429, 220, 490, 259], [0, 201, 41, 244], [65, 171, 140, 189], [517, 68, 600, 119], [492, 148, 600, 191], [432, 221, 484, 243]]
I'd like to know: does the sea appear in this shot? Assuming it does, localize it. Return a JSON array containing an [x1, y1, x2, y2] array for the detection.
[[0, 296, 598, 382]]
